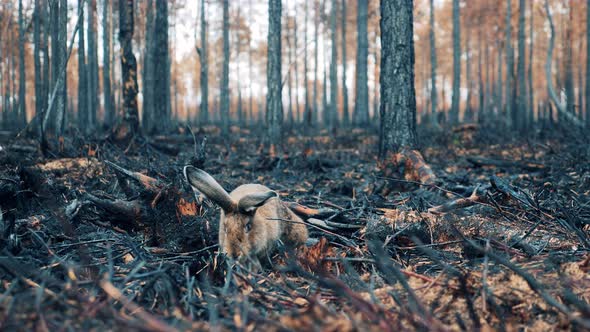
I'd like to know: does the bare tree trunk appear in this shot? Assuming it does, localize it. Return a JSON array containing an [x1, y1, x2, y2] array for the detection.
[[586, 0, 590, 127], [516, 0, 527, 130], [477, 30, 484, 123], [564, 0, 574, 117], [103, 0, 114, 128], [41, 0, 49, 127], [465, 26, 473, 123], [312, 0, 319, 126], [153, 0, 170, 133], [428, 0, 438, 127], [505, 0, 514, 127], [77, 0, 87, 131], [18, 0, 26, 127], [220, 0, 230, 135], [267, 0, 283, 151], [87, 0, 98, 128], [236, 3, 243, 125], [329, 0, 338, 128], [496, 41, 503, 116], [286, 11, 294, 127], [303, 0, 310, 126], [340, 0, 349, 126], [294, 7, 300, 124], [142, 0, 154, 131], [528, 0, 534, 125], [113, 0, 139, 140], [544, 0, 584, 128], [379, 0, 417, 158], [248, 0, 252, 125], [34, 0, 42, 122], [450, 0, 460, 124]]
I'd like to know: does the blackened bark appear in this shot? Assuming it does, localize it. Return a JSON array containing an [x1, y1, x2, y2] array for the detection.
[[77, 0, 87, 131], [199, 0, 208, 124], [340, 0, 349, 126], [18, 0, 26, 127], [516, 0, 527, 130], [103, 0, 114, 127], [428, 0, 438, 126], [528, 0, 534, 125], [34, 0, 42, 121], [329, 0, 338, 127], [564, 0, 574, 117], [354, 0, 369, 126], [154, 0, 170, 133], [87, 0, 98, 128], [450, 0, 460, 124], [267, 0, 283, 148], [115, 0, 139, 140], [379, 0, 417, 158], [303, 0, 310, 126], [312, 0, 319, 126], [143, 0, 154, 131], [220, 0, 230, 135], [294, 8, 300, 123], [55, 0, 67, 135], [506, 0, 514, 127], [586, 0, 590, 126], [287, 15, 294, 126], [41, 0, 49, 124], [465, 27, 473, 122]]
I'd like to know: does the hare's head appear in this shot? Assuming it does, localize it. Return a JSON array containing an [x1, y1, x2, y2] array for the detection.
[[183, 166, 277, 259]]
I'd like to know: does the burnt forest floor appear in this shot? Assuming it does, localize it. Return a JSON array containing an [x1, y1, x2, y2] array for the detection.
[[0, 123, 589, 331]]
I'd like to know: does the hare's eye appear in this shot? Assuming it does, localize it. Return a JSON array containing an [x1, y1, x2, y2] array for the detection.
[[244, 220, 252, 233]]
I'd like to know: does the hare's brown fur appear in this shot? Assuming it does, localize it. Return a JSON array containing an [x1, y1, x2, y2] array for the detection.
[[184, 166, 307, 260], [220, 184, 307, 259]]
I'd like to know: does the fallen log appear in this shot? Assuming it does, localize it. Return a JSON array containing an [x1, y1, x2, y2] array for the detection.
[[104, 160, 165, 194], [428, 187, 487, 214], [382, 150, 437, 185], [467, 156, 545, 171]]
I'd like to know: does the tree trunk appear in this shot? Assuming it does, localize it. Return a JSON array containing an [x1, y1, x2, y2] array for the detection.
[[287, 9, 294, 126], [379, 0, 417, 158], [267, 0, 283, 151], [220, 0, 230, 135], [428, 0, 438, 127], [114, 0, 139, 140], [34, 0, 42, 123], [153, 0, 170, 133], [312, 0, 319, 126], [496, 41, 503, 115], [544, 0, 584, 128], [505, 0, 514, 127], [516, 0, 527, 130], [465, 26, 473, 123], [103, 0, 113, 128], [18, 0, 26, 127], [323, 48, 329, 126], [586, 0, 590, 127], [564, 0, 574, 118], [303, 0, 310, 126], [236, 3, 243, 125], [329, 0, 338, 128], [528, 0, 534, 125], [450, 0, 460, 124], [143, 0, 154, 131], [340, 0, 349, 126], [248, 0, 253, 125], [77, 0, 87, 131], [294, 7, 300, 124], [87, 0, 98, 129], [477, 30, 484, 122]]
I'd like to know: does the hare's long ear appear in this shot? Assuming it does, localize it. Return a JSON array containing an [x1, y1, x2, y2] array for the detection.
[[238, 191, 277, 214], [183, 166, 236, 212]]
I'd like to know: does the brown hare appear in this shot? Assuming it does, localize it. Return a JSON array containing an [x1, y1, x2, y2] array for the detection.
[[183, 166, 308, 261]]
